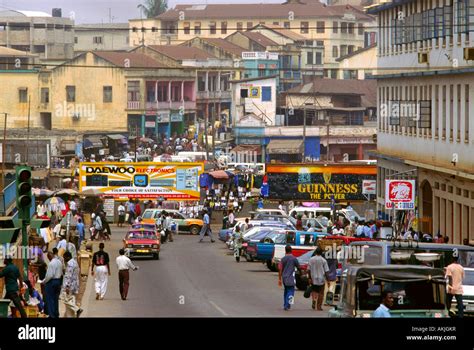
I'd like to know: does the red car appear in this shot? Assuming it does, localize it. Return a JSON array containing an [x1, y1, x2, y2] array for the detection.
[[123, 229, 160, 260]]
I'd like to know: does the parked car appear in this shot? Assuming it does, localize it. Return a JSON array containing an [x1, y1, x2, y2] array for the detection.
[[289, 206, 364, 226], [328, 265, 448, 318], [142, 209, 203, 235], [123, 228, 160, 260], [272, 231, 328, 267]]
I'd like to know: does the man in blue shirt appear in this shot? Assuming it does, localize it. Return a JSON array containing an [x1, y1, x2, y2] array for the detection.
[[373, 290, 394, 318], [278, 245, 300, 311], [363, 222, 372, 239], [76, 218, 85, 246], [199, 209, 215, 243]]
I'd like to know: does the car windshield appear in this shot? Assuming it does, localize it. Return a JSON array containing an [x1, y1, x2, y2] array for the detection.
[[246, 229, 275, 241], [357, 280, 446, 311], [131, 224, 155, 230], [464, 270, 474, 285], [142, 211, 153, 219], [298, 249, 316, 263], [127, 231, 157, 240]]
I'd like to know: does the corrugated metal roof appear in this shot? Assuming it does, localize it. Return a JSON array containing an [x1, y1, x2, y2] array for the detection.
[[93, 51, 167, 68], [200, 38, 245, 56], [148, 45, 216, 60], [240, 31, 278, 47]]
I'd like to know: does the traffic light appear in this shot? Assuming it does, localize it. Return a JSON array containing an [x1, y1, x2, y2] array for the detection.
[[16, 166, 32, 212]]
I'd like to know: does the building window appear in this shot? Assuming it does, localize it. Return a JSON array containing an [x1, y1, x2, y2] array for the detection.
[[103, 86, 113, 103], [317, 21, 325, 33], [184, 22, 190, 34], [18, 88, 28, 103], [316, 40, 324, 47], [315, 52, 322, 65], [237, 22, 243, 31], [210, 22, 216, 34], [333, 21, 338, 33], [332, 45, 338, 58], [240, 89, 248, 98], [343, 70, 357, 79], [348, 23, 355, 34], [301, 21, 309, 34], [247, 22, 253, 30], [340, 45, 348, 56], [284, 21, 290, 29], [74, 37, 78, 44], [273, 21, 280, 26], [358, 23, 364, 35], [194, 22, 201, 35], [307, 52, 314, 64], [221, 21, 227, 34], [262, 86, 272, 101], [93, 36, 103, 44], [305, 40, 313, 46], [128, 81, 140, 101], [66, 86, 76, 102], [348, 45, 355, 54], [330, 70, 337, 79], [41, 88, 49, 103], [341, 22, 348, 34]]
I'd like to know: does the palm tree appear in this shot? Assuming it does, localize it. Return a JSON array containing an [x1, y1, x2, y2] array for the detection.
[[137, 0, 168, 18]]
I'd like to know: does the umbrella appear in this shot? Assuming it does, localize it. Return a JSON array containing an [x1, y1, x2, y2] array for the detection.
[[54, 189, 78, 196], [32, 188, 54, 197], [44, 197, 66, 212], [140, 137, 154, 144], [79, 188, 103, 196]]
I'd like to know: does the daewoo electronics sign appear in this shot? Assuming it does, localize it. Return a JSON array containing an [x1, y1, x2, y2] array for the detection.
[[79, 162, 204, 200], [385, 180, 416, 210]]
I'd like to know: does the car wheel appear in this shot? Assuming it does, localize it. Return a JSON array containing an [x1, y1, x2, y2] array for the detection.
[[154, 252, 159, 260], [267, 260, 278, 272], [190, 225, 200, 235], [245, 253, 254, 262]]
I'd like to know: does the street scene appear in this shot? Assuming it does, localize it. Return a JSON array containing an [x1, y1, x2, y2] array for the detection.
[[0, 0, 472, 327]]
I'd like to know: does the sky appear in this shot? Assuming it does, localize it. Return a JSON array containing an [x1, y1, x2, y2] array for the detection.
[[0, 0, 284, 24]]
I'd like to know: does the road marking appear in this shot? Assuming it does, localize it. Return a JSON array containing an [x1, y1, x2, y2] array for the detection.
[[209, 300, 229, 316]]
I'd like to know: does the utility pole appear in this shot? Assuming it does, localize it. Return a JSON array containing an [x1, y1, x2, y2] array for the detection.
[[212, 102, 216, 160], [1, 113, 7, 190], [302, 103, 306, 163], [204, 102, 210, 161], [326, 118, 330, 162], [27, 96, 31, 164]]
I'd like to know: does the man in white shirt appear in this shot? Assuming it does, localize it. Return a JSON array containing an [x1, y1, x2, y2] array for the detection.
[[116, 249, 138, 300], [56, 234, 67, 252], [37, 201, 46, 217], [53, 223, 62, 239], [69, 199, 77, 215]]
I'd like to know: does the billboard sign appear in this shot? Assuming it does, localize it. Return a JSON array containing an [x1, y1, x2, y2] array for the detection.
[[385, 180, 416, 210], [362, 180, 376, 195], [79, 162, 204, 200], [266, 164, 377, 201]]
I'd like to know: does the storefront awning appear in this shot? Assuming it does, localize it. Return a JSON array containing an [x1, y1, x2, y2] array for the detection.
[[107, 134, 126, 140], [83, 136, 104, 149], [266, 139, 303, 154], [231, 144, 262, 155]]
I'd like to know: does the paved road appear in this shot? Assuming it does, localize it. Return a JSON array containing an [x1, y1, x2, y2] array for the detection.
[[83, 225, 329, 317]]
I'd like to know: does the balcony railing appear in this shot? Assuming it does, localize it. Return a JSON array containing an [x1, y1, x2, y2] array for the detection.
[[197, 90, 231, 100], [282, 70, 301, 80], [127, 101, 141, 110]]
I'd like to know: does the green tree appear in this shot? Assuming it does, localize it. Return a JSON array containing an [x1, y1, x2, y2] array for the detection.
[[137, 0, 168, 18]]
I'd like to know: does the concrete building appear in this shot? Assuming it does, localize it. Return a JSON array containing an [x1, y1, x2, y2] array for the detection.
[[369, 0, 474, 242], [275, 78, 377, 161], [0, 9, 74, 60], [131, 45, 241, 137], [334, 43, 377, 79], [129, 0, 376, 71], [74, 23, 130, 53]]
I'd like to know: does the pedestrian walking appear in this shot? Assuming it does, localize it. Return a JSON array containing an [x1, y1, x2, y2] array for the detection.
[[373, 290, 394, 317], [76, 218, 85, 247], [60, 251, 82, 317], [0, 258, 27, 318], [116, 249, 138, 301], [42, 251, 64, 318], [307, 247, 330, 311], [199, 209, 215, 243], [232, 226, 243, 262], [91, 243, 110, 300], [117, 203, 126, 227], [278, 245, 300, 311], [446, 255, 465, 317]]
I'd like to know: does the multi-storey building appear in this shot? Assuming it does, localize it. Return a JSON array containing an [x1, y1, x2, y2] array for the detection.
[[129, 0, 375, 71], [369, 0, 474, 242], [74, 23, 130, 53], [0, 9, 74, 60]]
